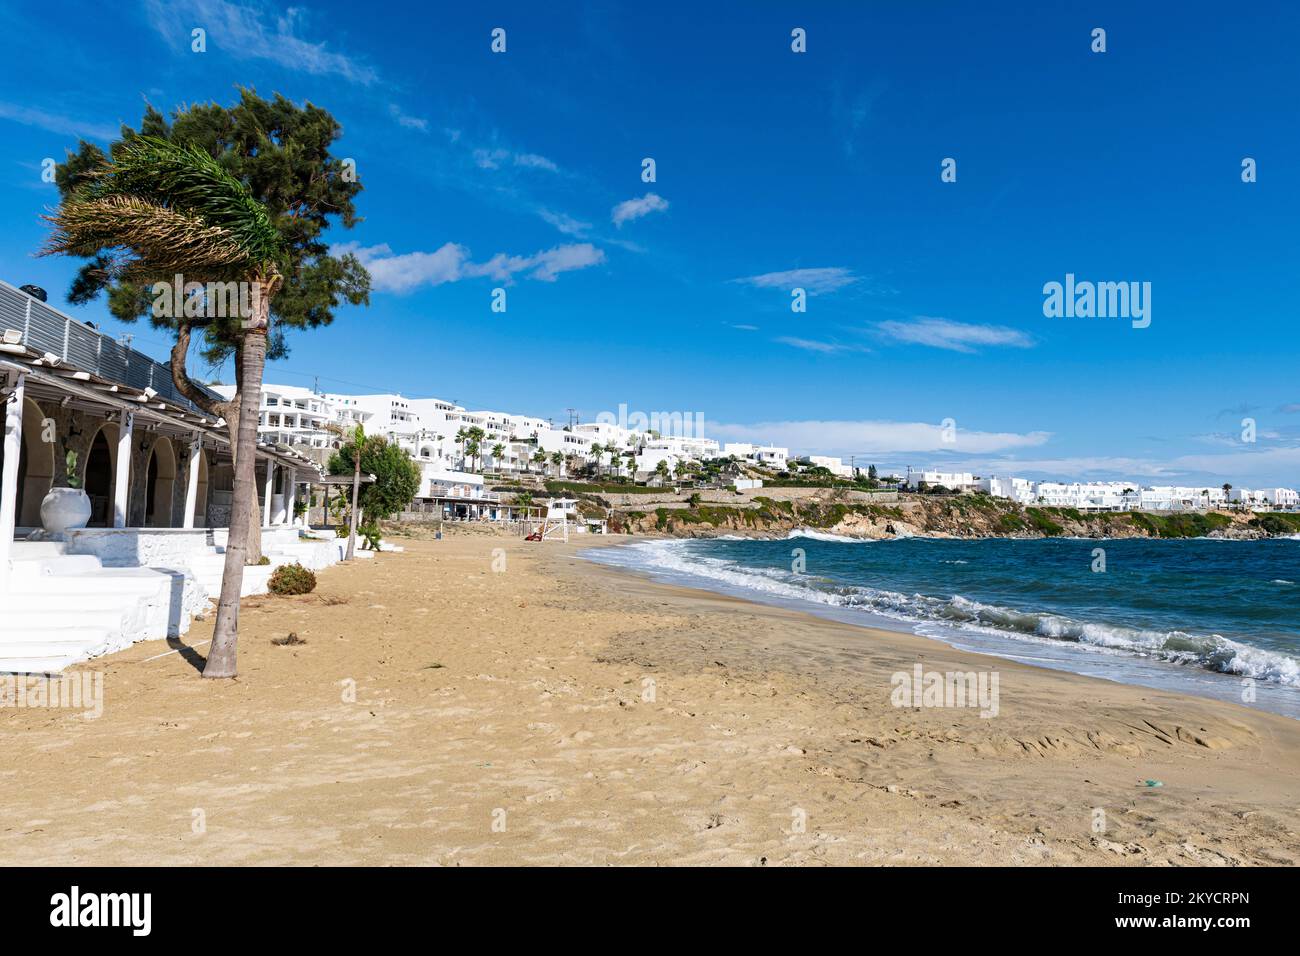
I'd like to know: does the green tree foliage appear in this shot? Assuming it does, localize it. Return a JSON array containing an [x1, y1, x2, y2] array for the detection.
[[53, 88, 369, 364], [328, 434, 421, 525]]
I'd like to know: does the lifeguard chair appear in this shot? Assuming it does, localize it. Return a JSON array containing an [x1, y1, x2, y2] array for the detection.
[[541, 497, 577, 542]]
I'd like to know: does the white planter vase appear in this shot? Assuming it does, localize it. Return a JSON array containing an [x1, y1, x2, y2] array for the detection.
[[40, 487, 92, 534]]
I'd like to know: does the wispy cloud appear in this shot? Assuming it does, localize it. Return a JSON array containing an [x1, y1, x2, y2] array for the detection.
[[830, 80, 887, 158], [955, 444, 1300, 487], [709, 419, 1051, 456], [774, 336, 869, 354], [0, 101, 118, 141], [611, 192, 669, 227], [388, 104, 428, 132], [876, 317, 1033, 353], [335, 241, 604, 293], [537, 209, 592, 237], [732, 267, 858, 295], [143, 0, 379, 85], [473, 147, 559, 172]]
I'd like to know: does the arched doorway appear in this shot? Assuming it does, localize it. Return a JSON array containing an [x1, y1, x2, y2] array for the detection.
[[192, 445, 209, 527], [83, 427, 116, 527], [2, 398, 56, 527], [145, 436, 177, 527]]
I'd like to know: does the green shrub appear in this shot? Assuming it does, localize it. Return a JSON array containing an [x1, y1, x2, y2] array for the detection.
[[1250, 513, 1300, 535], [1024, 508, 1064, 536], [268, 562, 317, 595]]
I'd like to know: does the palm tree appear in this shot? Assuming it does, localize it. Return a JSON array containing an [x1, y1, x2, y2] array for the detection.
[[491, 443, 505, 472], [532, 450, 547, 474], [1223, 483, 1232, 507], [589, 442, 604, 477], [550, 451, 563, 477], [41, 135, 283, 680], [655, 460, 670, 484]]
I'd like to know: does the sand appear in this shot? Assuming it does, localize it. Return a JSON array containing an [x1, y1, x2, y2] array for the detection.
[[2, 531, 1298, 866]]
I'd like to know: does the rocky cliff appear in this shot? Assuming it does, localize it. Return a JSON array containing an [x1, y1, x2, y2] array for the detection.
[[606, 492, 1299, 540]]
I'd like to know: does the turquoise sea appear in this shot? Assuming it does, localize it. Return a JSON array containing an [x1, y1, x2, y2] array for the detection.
[[586, 533, 1300, 719]]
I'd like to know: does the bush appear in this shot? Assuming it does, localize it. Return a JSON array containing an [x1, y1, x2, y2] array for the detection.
[[268, 562, 317, 595]]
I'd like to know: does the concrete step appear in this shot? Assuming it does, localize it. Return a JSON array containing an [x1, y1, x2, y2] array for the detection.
[[7, 554, 105, 579], [7, 541, 69, 559], [0, 625, 115, 675], [19, 570, 176, 598], [0, 605, 132, 632], [0, 654, 86, 675]]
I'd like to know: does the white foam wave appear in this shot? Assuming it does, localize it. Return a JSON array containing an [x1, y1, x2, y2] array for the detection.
[[606, 540, 1300, 687]]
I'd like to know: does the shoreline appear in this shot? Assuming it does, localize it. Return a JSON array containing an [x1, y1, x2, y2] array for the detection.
[[2, 532, 1298, 865], [583, 535, 1300, 721]]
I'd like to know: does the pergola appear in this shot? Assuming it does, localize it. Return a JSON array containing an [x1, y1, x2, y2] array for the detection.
[[0, 347, 324, 592]]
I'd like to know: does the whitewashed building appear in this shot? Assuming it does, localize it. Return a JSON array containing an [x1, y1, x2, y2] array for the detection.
[[795, 455, 853, 478], [905, 467, 976, 490]]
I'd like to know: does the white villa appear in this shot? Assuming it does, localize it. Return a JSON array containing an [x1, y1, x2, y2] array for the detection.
[[723, 443, 789, 469], [795, 455, 854, 478], [0, 280, 354, 675], [905, 467, 976, 490]]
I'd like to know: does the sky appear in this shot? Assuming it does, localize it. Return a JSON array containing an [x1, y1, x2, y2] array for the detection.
[[1, 1, 1298, 486]]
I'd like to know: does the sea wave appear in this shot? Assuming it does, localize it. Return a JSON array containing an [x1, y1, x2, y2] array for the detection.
[[608, 540, 1300, 687], [785, 528, 866, 543]]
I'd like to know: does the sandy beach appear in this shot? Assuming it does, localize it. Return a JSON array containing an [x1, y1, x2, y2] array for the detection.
[[2, 530, 1298, 866]]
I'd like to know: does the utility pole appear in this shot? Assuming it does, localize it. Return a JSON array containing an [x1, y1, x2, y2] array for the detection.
[[565, 407, 578, 428]]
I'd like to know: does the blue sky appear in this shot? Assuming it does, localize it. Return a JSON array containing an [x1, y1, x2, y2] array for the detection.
[[2, 1, 1298, 485]]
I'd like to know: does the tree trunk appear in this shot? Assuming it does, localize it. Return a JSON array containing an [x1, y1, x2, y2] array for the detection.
[[204, 289, 272, 679], [345, 449, 360, 560], [167, 322, 258, 559]]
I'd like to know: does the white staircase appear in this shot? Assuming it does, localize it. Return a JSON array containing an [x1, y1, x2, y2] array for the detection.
[[1, 541, 190, 673], [1, 527, 350, 673]]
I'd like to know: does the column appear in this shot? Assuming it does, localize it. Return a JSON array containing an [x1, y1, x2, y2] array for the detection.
[[285, 470, 297, 527], [183, 432, 201, 529], [0, 372, 26, 593], [113, 411, 133, 528], [262, 458, 275, 528]]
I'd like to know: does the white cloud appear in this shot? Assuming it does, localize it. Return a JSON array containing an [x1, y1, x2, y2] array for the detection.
[[876, 317, 1034, 353], [915, 444, 1300, 488], [731, 267, 858, 295], [335, 241, 604, 292], [0, 101, 118, 141], [774, 336, 869, 354], [144, 0, 379, 85], [611, 192, 669, 227], [388, 104, 429, 132], [708, 419, 1051, 456], [514, 152, 558, 172], [473, 147, 558, 172], [538, 209, 592, 237]]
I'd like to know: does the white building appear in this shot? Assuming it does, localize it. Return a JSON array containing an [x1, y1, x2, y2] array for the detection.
[[976, 475, 1036, 504], [723, 443, 788, 470], [905, 467, 976, 490], [1235, 487, 1299, 509], [1137, 486, 1228, 512], [1032, 481, 1134, 511], [795, 455, 853, 478]]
